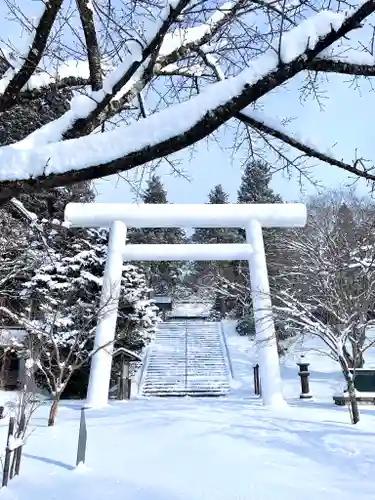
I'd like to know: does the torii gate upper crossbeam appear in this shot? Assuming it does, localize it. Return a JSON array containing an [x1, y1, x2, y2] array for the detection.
[[65, 203, 306, 228]]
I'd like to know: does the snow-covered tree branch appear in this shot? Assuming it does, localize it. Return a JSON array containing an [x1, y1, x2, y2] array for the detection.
[[309, 56, 375, 77], [274, 193, 375, 423], [0, 0, 64, 112], [75, 0, 102, 92], [0, 1, 375, 199], [0, 197, 159, 425]]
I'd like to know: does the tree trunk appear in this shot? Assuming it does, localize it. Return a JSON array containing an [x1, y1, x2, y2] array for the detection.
[[352, 340, 365, 369], [346, 378, 360, 424], [339, 355, 360, 424], [343, 344, 364, 369], [354, 350, 364, 369], [0, 350, 7, 389], [48, 397, 60, 427]]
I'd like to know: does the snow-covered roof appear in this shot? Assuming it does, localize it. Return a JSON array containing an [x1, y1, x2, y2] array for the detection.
[[113, 347, 142, 362], [153, 296, 172, 304], [170, 302, 211, 318]]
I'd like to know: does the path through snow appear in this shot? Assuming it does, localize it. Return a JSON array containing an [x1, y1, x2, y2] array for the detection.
[[0, 320, 374, 499]]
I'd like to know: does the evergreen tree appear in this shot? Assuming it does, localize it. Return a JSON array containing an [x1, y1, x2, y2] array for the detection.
[[128, 175, 186, 295], [0, 182, 95, 318], [23, 229, 158, 350], [142, 175, 168, 204], [332, 203, 357, 250], [18, 182, 94, 221], [238, 161, 282, 204], [190, 184, 239, 314], [235, 160, 283, 317], [20, 228, 158, 423], [192, 184, 238, 247], [209, 184, 228, 203]]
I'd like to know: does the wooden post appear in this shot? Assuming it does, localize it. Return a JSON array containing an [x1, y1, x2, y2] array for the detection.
[[13, 412, 26, 477], [118, 357, 131, 400], [124, 378, 131, 399], [2, 417, 15, 487], [253, 364, 261, 396], [119, 356, 131, 400], [76, 408, 87, 466], [117, 375, 123, 400]]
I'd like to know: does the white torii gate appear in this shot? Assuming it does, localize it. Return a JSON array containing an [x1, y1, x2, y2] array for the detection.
[[64, 203, 307, 408]]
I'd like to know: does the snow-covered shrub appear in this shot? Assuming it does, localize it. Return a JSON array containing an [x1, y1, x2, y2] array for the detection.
[[17, 228, 158, 423], [236, 316, 255, 336]]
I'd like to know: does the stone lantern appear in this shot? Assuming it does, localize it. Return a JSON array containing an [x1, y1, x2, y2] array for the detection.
[[297, 354, 312, 399]]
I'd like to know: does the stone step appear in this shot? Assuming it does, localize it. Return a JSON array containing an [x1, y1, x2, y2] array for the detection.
[[140, 319, 230, 397]]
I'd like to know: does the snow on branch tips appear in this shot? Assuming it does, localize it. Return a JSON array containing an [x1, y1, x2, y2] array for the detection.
[[158, 0, 244, 59]]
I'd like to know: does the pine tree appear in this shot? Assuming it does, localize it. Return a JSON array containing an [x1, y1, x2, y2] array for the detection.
[[333, 203, 357, 250], [235, 160, 283, 318], [17, 182, 94, 221], [23, 229, 158, 350], [192, 184, 238, 247], [190, 184, 239, 314], [0, 181, 95, 320], [20, 228, 158, 424], [238, 161, 282, 205], [128, 175, 186, 295], [209, 184, 228, 203], [142, 175, 168, 204]]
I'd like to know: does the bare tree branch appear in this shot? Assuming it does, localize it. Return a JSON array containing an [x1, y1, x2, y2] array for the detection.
[[237, 109, 375, 182], [2, 2, 375, 201], [1, 1, 375, 198], [309, 57, 375, 76], [17, 75, 89, 100], [0, 0, 64, 112], [76, 0, 103, 91], [64, 0, 193, 139], [200, 41, 375, 182]]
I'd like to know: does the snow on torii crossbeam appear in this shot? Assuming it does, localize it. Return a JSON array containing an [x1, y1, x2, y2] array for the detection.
[[64, 203, 307, 409]]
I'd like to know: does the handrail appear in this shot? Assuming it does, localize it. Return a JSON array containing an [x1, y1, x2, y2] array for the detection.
[[138, 344, 152, 395], [219, 321, 234, 379]]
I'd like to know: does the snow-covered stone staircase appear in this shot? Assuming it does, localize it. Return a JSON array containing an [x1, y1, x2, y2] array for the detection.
[[140, 320, 231, 397]]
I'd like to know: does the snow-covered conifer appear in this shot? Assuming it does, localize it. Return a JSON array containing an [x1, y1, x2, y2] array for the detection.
[[129, 175, 186, 295], [18, 228, 158, 425]]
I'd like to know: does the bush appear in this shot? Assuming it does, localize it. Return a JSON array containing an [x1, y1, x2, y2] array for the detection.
[[236, 316, 256, 336], [236, 316, 289, 340], [62, 363, 90, 399]]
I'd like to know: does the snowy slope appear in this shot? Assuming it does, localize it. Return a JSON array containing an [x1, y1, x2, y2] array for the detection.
[[0, 321, 374, 500], [223, 319, 375, 401]]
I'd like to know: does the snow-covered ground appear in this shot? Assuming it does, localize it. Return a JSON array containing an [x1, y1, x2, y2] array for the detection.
[[0, 321, 374, 499]]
